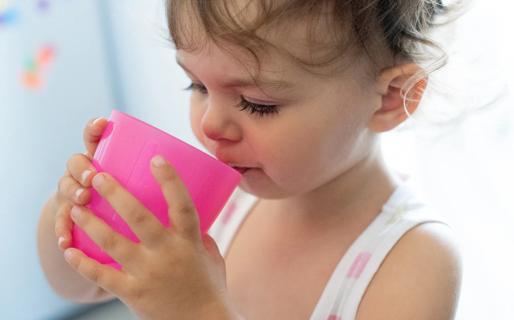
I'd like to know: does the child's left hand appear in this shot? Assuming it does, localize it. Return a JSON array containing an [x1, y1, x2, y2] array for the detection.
[[63, 155, 239, 320]]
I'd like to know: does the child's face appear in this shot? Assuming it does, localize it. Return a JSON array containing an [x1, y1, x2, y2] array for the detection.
[[176, 33, 382, 199]]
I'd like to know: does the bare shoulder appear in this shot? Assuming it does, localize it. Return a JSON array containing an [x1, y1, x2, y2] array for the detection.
[[356, 223, 463, 320]]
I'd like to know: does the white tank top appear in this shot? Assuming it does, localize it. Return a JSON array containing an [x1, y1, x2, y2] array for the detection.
[[208, 177, 448, 319]]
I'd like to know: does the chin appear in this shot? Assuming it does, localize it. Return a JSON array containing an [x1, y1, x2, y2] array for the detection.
[[238, 175, 294, 199]]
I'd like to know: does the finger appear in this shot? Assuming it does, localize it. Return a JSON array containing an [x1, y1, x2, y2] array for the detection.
[[83, 117, 108, 158], [64, 247, 128, 297], [55, 202, 73, 251], [56, 168, 71, 204], [70, 205, 141, 270], [58, 174, 92, 206], [91, 173, 167, 246], [66, 153, 97, 188], [202, 233, 224, 263], [151, 155, 201, 243], [201, 234, 227, 286]]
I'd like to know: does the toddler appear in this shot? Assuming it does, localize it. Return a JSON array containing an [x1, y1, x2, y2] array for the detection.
[[38, 0, 463, 319]]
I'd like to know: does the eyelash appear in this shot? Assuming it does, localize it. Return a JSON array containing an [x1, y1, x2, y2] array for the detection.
[[184, 82, 279, 117]]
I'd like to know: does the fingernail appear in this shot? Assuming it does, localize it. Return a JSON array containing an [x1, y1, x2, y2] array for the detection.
[[64, 249, 73, 262], [152, 155, 166, 167], [92, 173, 105, 188], [91, 117, 102, 127], [58, 236, 66, 248], [75, 188, 84, 201], [71, 206, 81, 221], [81, 170, 92, 184]]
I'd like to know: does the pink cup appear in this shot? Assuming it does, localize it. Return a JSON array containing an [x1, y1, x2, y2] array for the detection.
[[71, 109, 241, 269]]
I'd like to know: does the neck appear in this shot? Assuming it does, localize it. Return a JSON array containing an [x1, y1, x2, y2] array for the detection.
[[264, 145, 403, 232]]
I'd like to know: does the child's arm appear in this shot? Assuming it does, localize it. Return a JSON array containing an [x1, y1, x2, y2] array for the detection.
[[37, 117, 114, 303], [356, 223, 462, 320], [37, 191, 115, 304]]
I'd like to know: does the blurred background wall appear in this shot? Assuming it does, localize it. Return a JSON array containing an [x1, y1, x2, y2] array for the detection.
[[0, 0, 190, 319], [0, 0, 513, 319]]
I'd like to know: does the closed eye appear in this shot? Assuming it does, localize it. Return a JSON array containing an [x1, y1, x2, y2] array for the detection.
[[184, 82, 280, 117]]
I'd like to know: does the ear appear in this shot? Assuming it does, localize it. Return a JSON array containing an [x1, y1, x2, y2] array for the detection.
[[368, 63, 428, 133]]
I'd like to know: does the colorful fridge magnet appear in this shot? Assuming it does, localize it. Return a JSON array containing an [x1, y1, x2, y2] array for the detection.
[[21, 45, 56, 90]]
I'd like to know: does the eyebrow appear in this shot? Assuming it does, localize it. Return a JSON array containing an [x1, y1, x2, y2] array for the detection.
[[175, 58, 295, 91]]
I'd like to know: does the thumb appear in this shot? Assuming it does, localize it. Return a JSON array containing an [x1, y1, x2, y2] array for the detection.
[[202, 233, 229, 293]]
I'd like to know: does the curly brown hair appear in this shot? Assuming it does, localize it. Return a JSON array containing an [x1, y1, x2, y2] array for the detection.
[[166, 0, 463, 93]]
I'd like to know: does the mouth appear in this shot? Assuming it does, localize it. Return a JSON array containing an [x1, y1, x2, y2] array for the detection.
[[231, 166, 250, 174]]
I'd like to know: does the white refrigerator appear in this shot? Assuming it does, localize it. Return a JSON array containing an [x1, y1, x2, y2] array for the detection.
[[0, 0, 192, 319]]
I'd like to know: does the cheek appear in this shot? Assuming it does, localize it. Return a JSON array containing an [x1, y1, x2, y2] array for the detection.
[[189, 98, 206, 144], [261, 112, 359, 184], [253, 135, 334, 195], [251, 120, 326, 181]]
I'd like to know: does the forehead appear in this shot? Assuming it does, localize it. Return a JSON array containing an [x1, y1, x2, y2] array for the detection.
[[170, 0, 361, 78], [175, 40, 301, 93]]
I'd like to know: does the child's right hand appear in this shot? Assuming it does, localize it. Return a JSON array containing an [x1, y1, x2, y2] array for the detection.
[[54, 117, 108, 252]]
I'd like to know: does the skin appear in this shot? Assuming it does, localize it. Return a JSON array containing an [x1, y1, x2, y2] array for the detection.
[[46, 5, 461, 319], [180, 40, 422, 233], [62, 158, 241, 320]]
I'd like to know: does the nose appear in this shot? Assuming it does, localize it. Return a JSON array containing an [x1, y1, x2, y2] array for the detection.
[[200, 97, 241, 142]]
